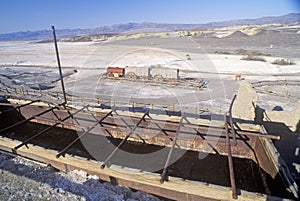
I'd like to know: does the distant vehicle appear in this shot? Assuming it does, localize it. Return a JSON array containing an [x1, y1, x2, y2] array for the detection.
[[105, 66, 206, 89], [106, 66, 179, 83], [106, 67, 125, 78]]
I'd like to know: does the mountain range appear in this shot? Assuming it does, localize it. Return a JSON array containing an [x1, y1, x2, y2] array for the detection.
[[0, 12, 299, 41]]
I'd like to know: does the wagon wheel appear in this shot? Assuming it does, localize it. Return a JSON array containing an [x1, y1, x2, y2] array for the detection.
[[106, 72, 114, 78], [153, 74, 164, 83], [126, 72, 137, 80]]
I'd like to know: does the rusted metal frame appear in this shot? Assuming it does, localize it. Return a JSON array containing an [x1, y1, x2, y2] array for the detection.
[[101, 120, 177, 141], [193, 128, 221, 155], [0, 106, 58, 134], [160, 114, 184, 184], [226, 94, 279, 141], [56, 110, 114, 158], [101, 120, 228, 144], [51, 107, 63, 122], [190, 122, 279, 140], [34, 107, 279, 142], [27, 103, 278, 141], [0, 100, 40, 115], [100, 110, 149, 169], [118, 117, 146, 143], [31, 115, 85, 129], [102, 117, 229, 140], [224, 113, 237, 199], [13, 105, 89, 151], [148, 119, 181, 148], [150, 114, 230, 147], [171, 117, 278, 140], [145, 114, 174, 135], [90, 113, 114, 137], [52, 26, 67, 106], [36, 113, 74, 126], [142, 116, 229, 134], [100, 118, 229, 143], [89, 112, 121, 138]]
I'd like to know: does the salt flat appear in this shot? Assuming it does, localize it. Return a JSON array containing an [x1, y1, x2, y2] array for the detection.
[[0, 33, 299, 113]]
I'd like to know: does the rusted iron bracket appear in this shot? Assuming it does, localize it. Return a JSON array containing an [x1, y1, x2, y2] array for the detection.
[[13, 105, 89, 151], [160, 114, 184, 184], [56, 109, 114, 158], [101, 110, 149, 169]]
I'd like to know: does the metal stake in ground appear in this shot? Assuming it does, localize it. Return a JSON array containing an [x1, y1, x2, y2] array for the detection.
[[224, 112, 237, 199], [228, 94, 237, 146], [52, 25, 67, 106]]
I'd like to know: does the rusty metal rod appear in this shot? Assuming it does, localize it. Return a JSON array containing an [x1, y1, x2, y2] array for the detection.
[[118, 116, 145, 143], [224, 114, 237, 199], [68, 120, 278, 152], [73, 110, 280, 141], [13, 106, 88, 151], [236, 131, 280, 140], [56, 110, 113, 158], [101, 110, 149, 169], [52, 25, 67, 105], [99, 118, 280, 141], [145, 116, 181, 148], [0, 100, 40, 115], [160, 114, 184, 184], [183, 122, 280, 140], [0, 106, 58, 133], [31, 116, 87, 130], [228, 94, 237, 146], [97, 123, 230, 144]]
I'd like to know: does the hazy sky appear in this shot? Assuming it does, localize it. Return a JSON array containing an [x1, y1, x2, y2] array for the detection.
[[0, 0, 299, 34]]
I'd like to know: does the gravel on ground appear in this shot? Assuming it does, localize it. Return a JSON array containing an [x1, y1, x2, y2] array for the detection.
[[0, 152, 161, 201]]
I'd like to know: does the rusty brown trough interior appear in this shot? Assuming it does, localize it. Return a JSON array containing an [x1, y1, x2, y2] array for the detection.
[[0, 96, 298, 200]]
